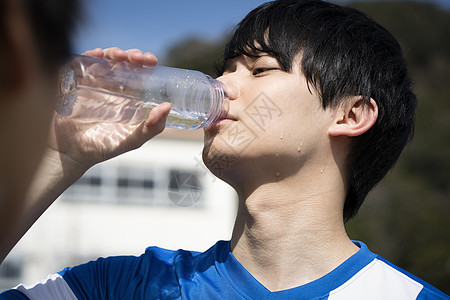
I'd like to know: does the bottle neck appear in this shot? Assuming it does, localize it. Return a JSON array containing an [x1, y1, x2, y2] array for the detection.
[[205, 76, 230, 126]]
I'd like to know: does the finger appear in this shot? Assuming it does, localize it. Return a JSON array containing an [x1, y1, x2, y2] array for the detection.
[[125, 49, 146, 66], [123, 49, 158, 66], [82, 48, 104, 58], [122, 103, 170, 151], [103, 47, 128, 61], [143, 52, 158, 66], [142, 102, 171, 137], [125, 48, 143, 55]]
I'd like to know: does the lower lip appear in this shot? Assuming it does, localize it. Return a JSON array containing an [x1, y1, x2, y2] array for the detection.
[[205, 118, 236, 131], [216, 118, 236, 125]]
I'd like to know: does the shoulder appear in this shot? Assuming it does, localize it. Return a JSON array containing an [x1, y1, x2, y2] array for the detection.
[[371, 256, 449, 300], [0, 241, 230, 300], [329, 241, 448, 299], [143, 240, 228, 268]]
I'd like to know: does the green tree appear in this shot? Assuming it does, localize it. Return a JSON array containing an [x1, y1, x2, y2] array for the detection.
[[346, 1, 450, 294], [164, 35, 230, 77]]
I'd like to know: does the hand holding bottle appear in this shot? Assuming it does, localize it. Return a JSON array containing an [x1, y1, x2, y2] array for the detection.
[[57, 51, 229, 130], [3, 48, 171, 264], [49, 48, 172, 170]]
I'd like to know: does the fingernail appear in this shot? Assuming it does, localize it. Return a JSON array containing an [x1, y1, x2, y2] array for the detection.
[[160, 102, 171, 110]]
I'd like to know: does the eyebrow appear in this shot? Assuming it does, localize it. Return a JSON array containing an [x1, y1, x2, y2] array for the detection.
[[223, 58, 237, 72], [225, 46, 267, 64], [217, 56, 241, 75], [219, 53, 278, 76], [222, 56, 251, 74]]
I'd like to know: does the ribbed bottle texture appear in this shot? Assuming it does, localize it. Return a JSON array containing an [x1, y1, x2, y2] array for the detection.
[[56, 55, 229, 130]]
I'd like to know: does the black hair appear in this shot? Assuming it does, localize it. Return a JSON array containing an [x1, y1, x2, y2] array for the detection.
[[25, 0, 82, 67], [220, 0, 417, 221], [1, 0, 81, 69]]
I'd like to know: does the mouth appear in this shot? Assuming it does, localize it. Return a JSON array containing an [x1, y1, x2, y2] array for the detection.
[[205, 113, 238, 131], [218, 111, 239, 123]]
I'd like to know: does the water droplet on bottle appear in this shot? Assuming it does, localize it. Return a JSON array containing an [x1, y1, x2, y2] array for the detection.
[[297, 143, 303, 153], [280, 133, 284, 139], [119, 80, 126, 91], [275, 171, 280, 177]]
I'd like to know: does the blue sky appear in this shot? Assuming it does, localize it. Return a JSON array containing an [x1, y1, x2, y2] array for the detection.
[[74, 0, 449, 61]]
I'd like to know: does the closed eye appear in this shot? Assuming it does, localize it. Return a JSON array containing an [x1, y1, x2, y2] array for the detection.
[[252, 68, 277, 76]]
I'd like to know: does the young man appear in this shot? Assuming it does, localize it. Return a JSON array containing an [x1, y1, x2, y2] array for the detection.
[[1, 0, 448, 299]]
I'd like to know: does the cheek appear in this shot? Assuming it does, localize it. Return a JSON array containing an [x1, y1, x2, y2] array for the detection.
[[255, 89, 326, 152], [203, 76, 324, 157]]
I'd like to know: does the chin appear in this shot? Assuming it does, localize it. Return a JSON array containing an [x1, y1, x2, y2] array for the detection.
[[202, 137, 239, 180]]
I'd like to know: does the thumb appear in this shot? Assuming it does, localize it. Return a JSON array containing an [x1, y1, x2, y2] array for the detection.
[[140, 102, 171, 140]]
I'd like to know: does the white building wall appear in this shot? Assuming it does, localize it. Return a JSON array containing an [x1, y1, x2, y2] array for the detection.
[[0, 133, 238, 290]]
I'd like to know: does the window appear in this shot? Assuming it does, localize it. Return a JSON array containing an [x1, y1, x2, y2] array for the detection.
[[168, 170, 202, 207], [61, 163, 204, 207], [0, 258, 22, 291], [115, 166, 155, 204]]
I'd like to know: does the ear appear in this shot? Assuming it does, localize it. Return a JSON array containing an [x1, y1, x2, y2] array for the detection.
[[328, 97, 378, 137]]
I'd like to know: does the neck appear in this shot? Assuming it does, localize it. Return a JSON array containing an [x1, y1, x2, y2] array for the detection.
[[229, 166, 359, 292]]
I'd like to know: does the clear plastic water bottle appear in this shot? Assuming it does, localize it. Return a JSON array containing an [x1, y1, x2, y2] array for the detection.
[[56, 55, 229, 130]]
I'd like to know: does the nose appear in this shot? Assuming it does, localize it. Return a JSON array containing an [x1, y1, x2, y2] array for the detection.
[[216, 74, 240, 101]]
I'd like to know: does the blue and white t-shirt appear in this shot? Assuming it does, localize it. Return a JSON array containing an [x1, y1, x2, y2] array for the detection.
[[1, 241, 448, 299]]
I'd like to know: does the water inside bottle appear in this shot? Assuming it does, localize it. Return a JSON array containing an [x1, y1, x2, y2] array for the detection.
[[59, 87, 203, 129], [56, 57, 221, 130], [141, 102, 202, 129]]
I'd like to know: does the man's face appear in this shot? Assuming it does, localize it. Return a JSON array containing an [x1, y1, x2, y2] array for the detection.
[[202, 53, 337, 182]]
